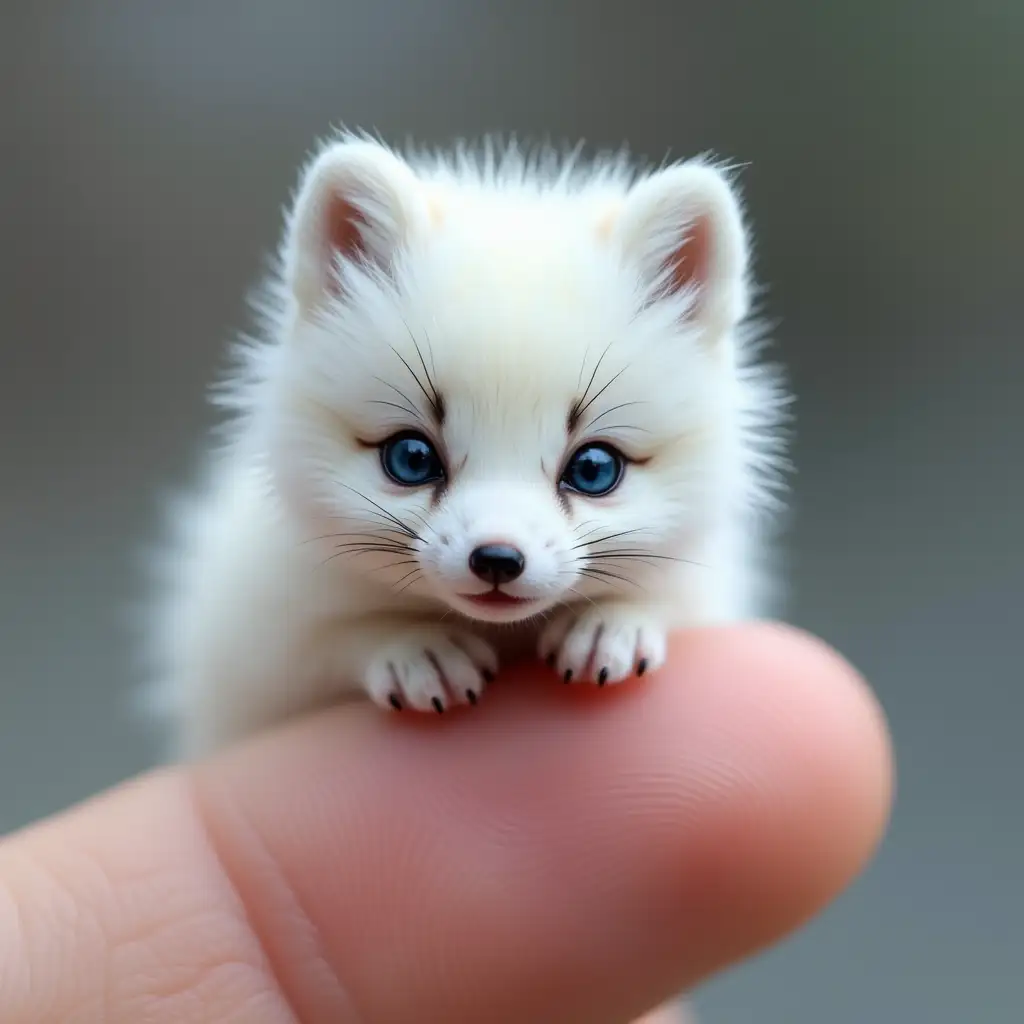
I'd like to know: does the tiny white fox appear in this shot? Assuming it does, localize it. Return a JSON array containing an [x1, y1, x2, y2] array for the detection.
[[144, 132, 789, 758]]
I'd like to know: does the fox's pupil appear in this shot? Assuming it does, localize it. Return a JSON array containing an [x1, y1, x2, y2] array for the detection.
[[398, 440, 430, 476]]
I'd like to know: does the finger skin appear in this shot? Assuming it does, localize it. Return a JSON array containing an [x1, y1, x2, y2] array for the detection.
[[0, 624, 892, 1024]]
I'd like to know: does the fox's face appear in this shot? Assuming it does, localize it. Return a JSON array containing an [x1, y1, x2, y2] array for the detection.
[[262, 137, 753, 623]]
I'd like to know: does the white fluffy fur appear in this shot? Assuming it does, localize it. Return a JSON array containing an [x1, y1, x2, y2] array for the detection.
[[144, 132, 789, 758]]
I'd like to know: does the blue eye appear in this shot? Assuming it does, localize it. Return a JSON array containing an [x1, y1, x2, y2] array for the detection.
[[380, 432, 445, 486], [561, 443, 625, 496]]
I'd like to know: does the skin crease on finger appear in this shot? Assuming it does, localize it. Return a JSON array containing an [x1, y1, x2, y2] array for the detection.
[[0, 624, 893, 1024]]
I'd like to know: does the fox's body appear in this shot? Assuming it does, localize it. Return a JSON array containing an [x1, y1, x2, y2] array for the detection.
[[145, 134, 788, 758]]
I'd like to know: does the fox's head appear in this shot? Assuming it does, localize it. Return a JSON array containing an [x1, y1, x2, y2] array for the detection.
[[251, 135, 775, 623]]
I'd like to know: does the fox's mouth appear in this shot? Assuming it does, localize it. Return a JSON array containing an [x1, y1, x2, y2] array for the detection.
[[460, 590, 537, 609], [451, 588, 550, 622]]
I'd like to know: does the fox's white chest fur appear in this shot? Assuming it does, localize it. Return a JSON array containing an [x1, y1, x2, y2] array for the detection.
[[145, 133, 789, 758]]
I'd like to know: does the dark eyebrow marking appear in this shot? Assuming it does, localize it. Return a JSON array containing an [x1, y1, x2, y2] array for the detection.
[[568, 365, 628, 434], [392, 319, 445, 428], [569, 339, 613, 432], [388, 344, 445, 428]]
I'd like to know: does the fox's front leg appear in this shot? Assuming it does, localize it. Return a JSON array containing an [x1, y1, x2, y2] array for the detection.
[[537, 602, 669, 686], [174, 617, 500, 758]]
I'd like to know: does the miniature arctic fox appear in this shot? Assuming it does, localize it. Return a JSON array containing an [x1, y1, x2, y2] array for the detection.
[[145, 132, 788, 758]]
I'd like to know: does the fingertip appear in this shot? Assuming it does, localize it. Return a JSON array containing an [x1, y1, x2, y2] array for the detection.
[[195, 621, 894, 1021], [646, 622, 894, 973]]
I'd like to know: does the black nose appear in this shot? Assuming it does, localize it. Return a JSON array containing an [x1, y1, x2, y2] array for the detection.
[[468, 543, 526, 586]]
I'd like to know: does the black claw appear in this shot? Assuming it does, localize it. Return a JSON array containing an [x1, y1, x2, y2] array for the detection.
[[432, 697, 445, 714], [545, 653, 556, 667], [482, 668, 495, 683], [466, 689, 478, 705], [637, 658, 648, 677], [388, 694, 403, 711], [598, 667, 609, 686], [563, 668, 573, 683]]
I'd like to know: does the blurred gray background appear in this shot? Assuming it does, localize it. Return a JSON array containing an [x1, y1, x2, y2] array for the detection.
[[1, 2, 1020, 1021]]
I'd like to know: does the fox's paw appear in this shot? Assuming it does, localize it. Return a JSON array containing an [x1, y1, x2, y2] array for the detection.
[[362, 628, 499, 713], [539, 604, 667, 686]]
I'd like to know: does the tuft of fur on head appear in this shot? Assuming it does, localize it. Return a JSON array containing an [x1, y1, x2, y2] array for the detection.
[[194, 130, 790, 631]]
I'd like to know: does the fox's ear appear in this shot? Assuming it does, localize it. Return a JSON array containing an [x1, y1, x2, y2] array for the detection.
[[611, 161, 750, 343], [283, 137, 427, 314]]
